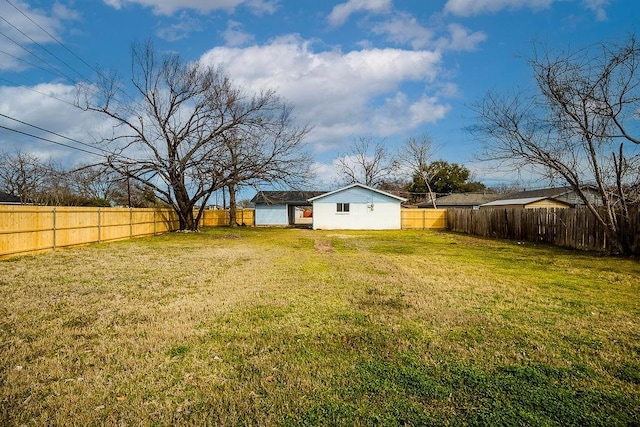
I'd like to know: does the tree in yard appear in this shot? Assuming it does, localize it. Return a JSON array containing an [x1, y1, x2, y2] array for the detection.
[[217, 116, 312, 226], [0, 150, 52, 204], [80, 41, 307, 230], [472, 35, 640, 255], [397, 135, 440, 207], [407, 160, 486, 196], [336, 136, 397, 187]]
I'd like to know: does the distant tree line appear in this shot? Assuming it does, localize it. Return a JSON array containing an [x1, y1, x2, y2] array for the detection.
[[335, 135, 486, 205], [0, 151, 157, 207]]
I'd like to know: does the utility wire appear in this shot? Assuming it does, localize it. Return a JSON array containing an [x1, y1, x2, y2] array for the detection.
[[0, 48, 61, 78], [0, 76, 78, 107], [0, 112, 108, 154], [0, 13, 89, 83], [0, 124, 105, 157], [0, 28, 79, 84], [0, 2, 135, 109], [0, 113, 140, 163], [4, 0, 101, 77]]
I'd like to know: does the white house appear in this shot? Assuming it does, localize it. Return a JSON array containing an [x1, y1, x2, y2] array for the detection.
[[308, 183, 406, 230]]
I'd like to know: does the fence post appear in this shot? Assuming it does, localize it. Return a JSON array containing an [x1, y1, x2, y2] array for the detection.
[[130, 208, 133, 238], [52, 207, 57, 251], [98, 207, 101, 243]]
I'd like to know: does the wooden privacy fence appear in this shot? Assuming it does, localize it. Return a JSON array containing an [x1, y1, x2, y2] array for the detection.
[[446, 207, 640, 252], [199, 209, 255, 227], [0, 206, 180, 257], [0, 206, 255, 258], [401, 209, 447, 229]]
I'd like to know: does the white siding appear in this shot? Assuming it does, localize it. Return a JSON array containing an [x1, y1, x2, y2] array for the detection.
[[255, 205, 288, 226], [312, 186, 402, 230]]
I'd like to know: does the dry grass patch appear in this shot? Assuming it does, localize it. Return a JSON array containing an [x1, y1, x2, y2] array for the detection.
[[0, 228, 638, 425]]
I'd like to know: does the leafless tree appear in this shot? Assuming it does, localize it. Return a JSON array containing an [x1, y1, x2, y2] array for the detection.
[[215, 113, 312, 226], [397, 135, 440, 207], [79, 41, 306, 230], [0, 150, 53, 204], [336, 136, 397, 187], [472, 35, 640, 255]]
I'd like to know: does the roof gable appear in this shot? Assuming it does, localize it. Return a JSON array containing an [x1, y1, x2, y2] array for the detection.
[[308, 183, 407, 203]]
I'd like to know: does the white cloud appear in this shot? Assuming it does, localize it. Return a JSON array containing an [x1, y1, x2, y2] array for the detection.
[[327, 0, 392, 27], [0, 84, 117, 164], [371, 12, 434, 49], [583, 0, 609, 21], [156, 12, 203, 41], [102, 0, 278, 15], [0, 1, 77, 71], [438, 24, 487, 51], [199, 36, 450, 153], [221, 20, 254, 46], [444, 0, 554, 16], [372, 15, 486, 52]]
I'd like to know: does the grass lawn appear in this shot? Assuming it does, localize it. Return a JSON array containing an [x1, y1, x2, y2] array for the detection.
[[1, 228, 638, 426]]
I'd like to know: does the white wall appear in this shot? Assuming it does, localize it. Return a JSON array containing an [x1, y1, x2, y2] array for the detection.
[[312, 186, 402, 230], [255, 205, 288, 226]]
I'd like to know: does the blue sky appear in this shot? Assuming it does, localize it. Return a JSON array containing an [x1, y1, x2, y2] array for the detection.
[[1, 0, 638, 190]]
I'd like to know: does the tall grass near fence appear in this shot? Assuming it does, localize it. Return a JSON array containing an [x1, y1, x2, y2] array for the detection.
[[447, 207, 640, 253]]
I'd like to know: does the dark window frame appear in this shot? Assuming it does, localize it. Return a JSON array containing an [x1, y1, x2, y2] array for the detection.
[[336, 203, 350, 213]]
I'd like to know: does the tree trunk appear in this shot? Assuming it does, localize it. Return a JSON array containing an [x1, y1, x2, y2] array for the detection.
[[228, 183, 237, 227]]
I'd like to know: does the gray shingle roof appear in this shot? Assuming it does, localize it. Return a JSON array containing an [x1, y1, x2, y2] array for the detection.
[[417, 192, 501, 208], [251, 190, 327, 205]]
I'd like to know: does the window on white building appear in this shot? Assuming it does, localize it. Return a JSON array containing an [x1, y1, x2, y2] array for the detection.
[[336, 203, 350, 212]]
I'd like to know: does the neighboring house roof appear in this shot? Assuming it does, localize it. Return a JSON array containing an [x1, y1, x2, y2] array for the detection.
[[507, 186, 582, 199], [481, 196, 571, 208], [251, 190, 327, 205], [487, 185, 607, 208], [417, 192, 501, 208], [307, 183, 407, 202], [0, 191, 21, 204]]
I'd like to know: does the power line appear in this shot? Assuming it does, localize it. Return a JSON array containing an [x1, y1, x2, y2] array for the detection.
[[4, 0, 101, 77], [0, 112, 108, 154], [0, 28, 79, 84], [0, 48, 62, 78], [0, 13, 89, 83], [0, 124, 105, 157], [0, 113, 140, 163], [0, 76, 78, 107], [1, 0, 138, 108]]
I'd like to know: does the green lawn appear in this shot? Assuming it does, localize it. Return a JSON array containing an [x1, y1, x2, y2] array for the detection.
[[1, 228, 638, 426]]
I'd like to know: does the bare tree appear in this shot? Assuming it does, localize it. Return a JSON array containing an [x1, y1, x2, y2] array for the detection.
[[472, 35, 640, 255], [397, 135, 440, 207], [336, 136, 397, 187], [0, 150, 53, 204], [80, 41, 302, 230], [216, 113, 312, 226]]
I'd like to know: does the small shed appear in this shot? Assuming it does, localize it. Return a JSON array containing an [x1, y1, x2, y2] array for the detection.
[[251, 190, 326, 226], [308, 183, 406, 230], [480, 196, 571, 209]]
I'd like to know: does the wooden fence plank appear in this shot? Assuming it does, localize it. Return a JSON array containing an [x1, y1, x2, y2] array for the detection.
[[0, 207, 254, 258], [445, 207, 638, 253]]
